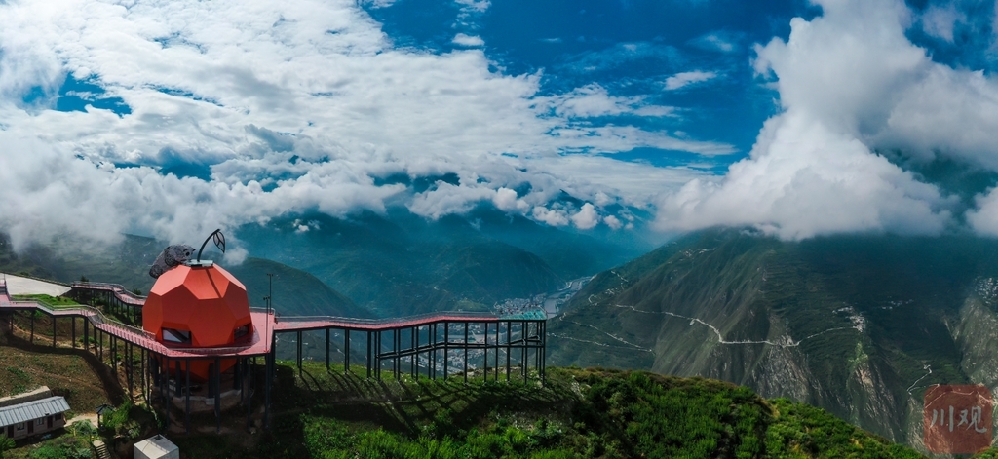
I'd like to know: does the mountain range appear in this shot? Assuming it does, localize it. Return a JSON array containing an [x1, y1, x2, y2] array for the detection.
[[9, 215, 998, 452], [0, 232, 363, 319], [236, 208, 646, 316], [548, 228, 998, 447], [0, 207, 646, 319]]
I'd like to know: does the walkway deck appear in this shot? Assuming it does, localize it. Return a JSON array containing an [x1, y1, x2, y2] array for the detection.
[[0, 277, 548, 433], [0, 279, 275, 358], [0, 279, 543, 357], [0, 273, 71, 297]]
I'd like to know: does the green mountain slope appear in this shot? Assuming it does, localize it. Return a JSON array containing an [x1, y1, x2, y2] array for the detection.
[[225, 257, 370, 319], [176, 365, 924, 458], [550, 229, 998, 447], [0, 232, 159, 291], [238, 211, 578, 317], [0, 233, 366, 319]]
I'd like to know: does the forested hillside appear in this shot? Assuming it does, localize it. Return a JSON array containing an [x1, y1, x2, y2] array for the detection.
[[0, 233, 365, 320], [237, 209, 641, 317], [550, 228, 998, 447], [174, 365, 926, 458]]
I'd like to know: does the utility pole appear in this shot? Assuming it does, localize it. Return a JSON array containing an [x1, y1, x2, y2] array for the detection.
[[263, 272, 275, 431], [267, 273, 273, 326], [263, 273, 274, 350]]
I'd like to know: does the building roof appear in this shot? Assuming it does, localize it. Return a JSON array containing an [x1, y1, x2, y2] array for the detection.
[[135, 435, 178, 456], [0, 396, 70, 427]]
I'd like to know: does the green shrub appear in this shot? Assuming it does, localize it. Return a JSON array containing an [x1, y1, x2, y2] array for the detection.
[[69, 420, 96, 440], [28, 437, 91, 459], [99, 400, 142, 440], [0, 435, 15, 458]]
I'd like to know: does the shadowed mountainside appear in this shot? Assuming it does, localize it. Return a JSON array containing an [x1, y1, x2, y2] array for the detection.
[[237, 209, 642, 317], [549, 228, 998, 448], [0, 233, 367, 319]]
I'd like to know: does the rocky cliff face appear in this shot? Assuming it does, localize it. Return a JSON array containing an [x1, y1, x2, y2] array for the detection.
[[550, 229, 998, 447]]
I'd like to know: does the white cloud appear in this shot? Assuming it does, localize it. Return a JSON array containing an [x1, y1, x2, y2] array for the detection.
[[361, 0, 398, 9], [546, 84, 639, 118], [871, 67, 998, 170], [452, 33, 484, 47], [0, 133, 408, 250], [454, 0, 490, 14], [223, 247, 249, 265], [655, 0, 998, 240], [407, 182, 495, 219], [0, 0, 728, 246], [531, 207, 569, 226], [920, 4, 965, 43], [603, 215, 623, 230], [493, 187, 528, 212], [593, 191, 612, 207], [966, 185, 998, 236], [525, 154, 715, 208], [688, 31, 741, 54], [655, 112, 953, 240], [542, 84, 681, 120], [548, 125, 735, 156], [664, 71, 717, 91], [570, 203, 598, 229]]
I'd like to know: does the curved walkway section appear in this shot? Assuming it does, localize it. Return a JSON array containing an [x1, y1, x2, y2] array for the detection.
[[0, 273, 71, 297], [1, 277, 548, 434], [72, 282, 146, 306]]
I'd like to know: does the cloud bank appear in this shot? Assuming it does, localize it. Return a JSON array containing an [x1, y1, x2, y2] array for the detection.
[[7, 0, 997, 250], [0, 0, 729, 249], [656, 0, 998, 240]]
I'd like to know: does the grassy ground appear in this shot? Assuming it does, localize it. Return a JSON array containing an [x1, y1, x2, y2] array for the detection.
[[0, 313, 123, 410], [9, 294, 81, 308], [0, 311, 126, 459], [166, 362, 926, 459], [0, 297, 933, 459]]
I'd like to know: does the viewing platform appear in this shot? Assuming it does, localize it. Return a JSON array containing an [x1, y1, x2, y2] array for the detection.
[[0, 275, 548, 435]]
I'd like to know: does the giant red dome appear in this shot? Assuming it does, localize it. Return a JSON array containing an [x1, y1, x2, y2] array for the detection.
[[143, 263, 252, 381], [142, 264, 252, 347], [143, 262, 252, 348]]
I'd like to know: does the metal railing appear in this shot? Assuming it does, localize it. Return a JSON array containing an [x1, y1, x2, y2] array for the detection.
[[276, 310, 500, 327], [71, 282, 147, 304], [2, 284, 546, 358], [1, 297, 272, 356], [6, 298, 157, 341]]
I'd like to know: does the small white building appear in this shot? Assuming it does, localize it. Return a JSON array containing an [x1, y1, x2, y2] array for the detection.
[[134, 435, 179, 459]]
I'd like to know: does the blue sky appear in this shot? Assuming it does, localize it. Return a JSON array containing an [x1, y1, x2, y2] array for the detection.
[[2, 0, 998, 249], [368, 0, 815, 169]]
